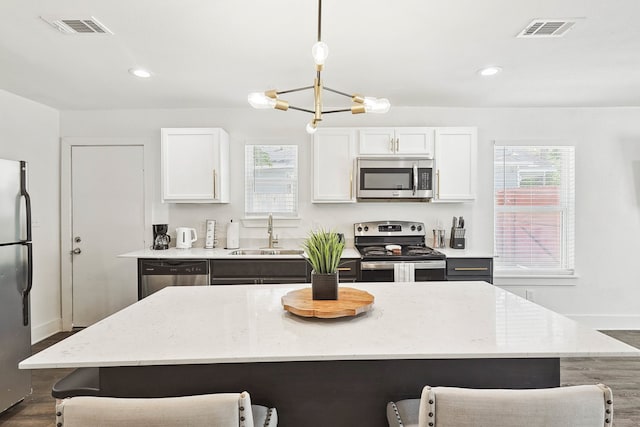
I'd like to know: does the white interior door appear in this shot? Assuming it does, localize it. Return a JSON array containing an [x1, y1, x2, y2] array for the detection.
[[71, 145, 144, 327]]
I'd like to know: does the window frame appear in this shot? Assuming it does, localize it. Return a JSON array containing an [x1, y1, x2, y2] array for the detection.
[[244, 143, 299, 218], [493, 144, 575, 277]]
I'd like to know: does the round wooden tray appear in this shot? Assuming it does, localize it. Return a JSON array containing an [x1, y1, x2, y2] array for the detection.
[[281, 287, 374, 318]]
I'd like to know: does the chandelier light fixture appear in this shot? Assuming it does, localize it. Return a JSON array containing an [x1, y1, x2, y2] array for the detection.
[[247, 0, 390, 134]]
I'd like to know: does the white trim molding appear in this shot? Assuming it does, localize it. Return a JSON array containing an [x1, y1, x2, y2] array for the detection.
[[32, 318, 63, 344]]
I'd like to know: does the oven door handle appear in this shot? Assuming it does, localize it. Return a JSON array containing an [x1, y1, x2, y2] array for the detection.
[[361, 261, 446, 270]]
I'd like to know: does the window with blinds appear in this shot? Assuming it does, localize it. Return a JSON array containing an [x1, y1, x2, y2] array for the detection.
[[245, 145, 298, 217], [494, 145, 575, 275]]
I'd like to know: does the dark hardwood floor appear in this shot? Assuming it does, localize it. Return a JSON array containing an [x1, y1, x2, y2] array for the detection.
[[1, 331, 638, 426], [561, 331, 640, 427], [0, 332, 75, 427]]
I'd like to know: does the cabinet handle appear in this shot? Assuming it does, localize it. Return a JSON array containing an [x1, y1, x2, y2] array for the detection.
[[436, 169, 440, 198], [389, 138, 394, 152], [337, 267, 352, 271], [212, 169, 217, 199], [396, 138, 400, 152], [454, 267, 489, 271]]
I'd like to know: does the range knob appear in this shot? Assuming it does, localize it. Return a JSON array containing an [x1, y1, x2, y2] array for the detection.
[[411, 225, 416, 231], [357, 226, 363, 232], [417, 225, 423, 231], [364, 226, 369, 232]]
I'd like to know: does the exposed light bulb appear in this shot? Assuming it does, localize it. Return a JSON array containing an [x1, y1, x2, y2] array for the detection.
[[306, 121, 318, 134], [248, 92, 277, 109], [363, 97, 391, 114], [478, 66, 502, 76], [128, 68, 152, 78], [311, 41, 329, 65]]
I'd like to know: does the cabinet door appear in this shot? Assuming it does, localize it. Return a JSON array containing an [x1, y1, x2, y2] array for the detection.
[[446, 258, 493, 283], [337, 258, 360, 282], [434, 127, 477, 202], [211, 259, 309, 283], [161, 128, 229, 203], [358, 128, 395, 154], [312, 129, 357, 203], [394, 127, 434, 156]]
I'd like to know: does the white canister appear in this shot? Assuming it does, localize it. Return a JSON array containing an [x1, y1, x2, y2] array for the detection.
[[226, 220, 240, 249]]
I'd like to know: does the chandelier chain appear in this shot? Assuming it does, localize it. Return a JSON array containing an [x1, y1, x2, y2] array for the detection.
[[317, 0, 322, 42]]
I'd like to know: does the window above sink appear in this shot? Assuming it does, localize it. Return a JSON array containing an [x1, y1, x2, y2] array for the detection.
[[245, 144, 298, 217]]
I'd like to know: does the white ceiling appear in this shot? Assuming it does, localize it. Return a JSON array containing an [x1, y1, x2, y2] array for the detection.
[[1, 0, 639, 110]]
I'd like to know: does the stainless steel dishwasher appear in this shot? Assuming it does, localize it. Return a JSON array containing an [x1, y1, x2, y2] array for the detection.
[[138, 259, 209, 299]]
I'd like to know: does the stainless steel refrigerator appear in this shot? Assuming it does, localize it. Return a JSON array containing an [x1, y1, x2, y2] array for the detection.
[[0, 158, 33, 413]]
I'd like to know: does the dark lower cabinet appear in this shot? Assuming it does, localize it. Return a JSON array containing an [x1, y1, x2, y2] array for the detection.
[[210, 258, 309, 285], [137, 257, 493, 286], [336, 258, 360, 282], [446, 258, 493, 283], [135, 258, 361, 286], [304, 258, 361, 282]]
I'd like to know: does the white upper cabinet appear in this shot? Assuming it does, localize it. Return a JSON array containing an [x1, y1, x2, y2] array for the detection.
[[433, 127, 477, 202], [395, 128, 435, 155], [312, 128, 357, 203], [161, 128, 230, 203], [359, 127, 434, 156]]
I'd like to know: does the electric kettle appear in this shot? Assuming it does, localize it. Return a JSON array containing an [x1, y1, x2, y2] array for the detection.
[[176, 227, 197, 249]]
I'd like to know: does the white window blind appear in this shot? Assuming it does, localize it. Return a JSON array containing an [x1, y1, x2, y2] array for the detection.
[[494, 145, 575, 275], [245, 145, 298, 217]]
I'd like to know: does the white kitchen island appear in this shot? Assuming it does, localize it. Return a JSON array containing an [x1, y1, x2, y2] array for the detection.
[[21, 282, 639, 427]]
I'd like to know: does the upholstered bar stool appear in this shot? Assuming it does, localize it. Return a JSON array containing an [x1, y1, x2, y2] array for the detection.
[[56, 391, 277, 427], [387, 384, 612, 427]]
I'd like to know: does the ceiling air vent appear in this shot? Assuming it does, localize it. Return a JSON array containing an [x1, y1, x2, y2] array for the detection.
[[517, 19, 577, 38], [40, 16, 113, 35]]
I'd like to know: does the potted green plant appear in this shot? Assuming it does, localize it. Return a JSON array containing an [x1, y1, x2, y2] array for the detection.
[[303, 229, 345, 300]]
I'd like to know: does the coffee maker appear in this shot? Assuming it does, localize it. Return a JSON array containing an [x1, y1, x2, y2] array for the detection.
[[152, 224, 170, 250]]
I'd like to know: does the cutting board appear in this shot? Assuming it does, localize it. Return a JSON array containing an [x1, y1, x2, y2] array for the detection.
[[281, 287, 374, 318]]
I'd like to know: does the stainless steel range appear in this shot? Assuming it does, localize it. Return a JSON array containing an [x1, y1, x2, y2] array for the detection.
[[354, 220, 446, 282]]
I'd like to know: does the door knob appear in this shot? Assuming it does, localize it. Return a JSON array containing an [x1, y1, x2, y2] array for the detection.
[[71, 248, 81, 254]]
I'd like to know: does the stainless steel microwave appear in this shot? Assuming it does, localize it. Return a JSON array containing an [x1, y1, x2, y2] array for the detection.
[[356, 157, 433, 201]]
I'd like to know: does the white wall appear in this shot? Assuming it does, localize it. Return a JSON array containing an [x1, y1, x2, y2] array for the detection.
[[0, 89, 61, 343], [60, 106, 640, 329]]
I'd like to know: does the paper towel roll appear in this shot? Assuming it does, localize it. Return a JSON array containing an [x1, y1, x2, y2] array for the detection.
[[226, 220, 239, 249]]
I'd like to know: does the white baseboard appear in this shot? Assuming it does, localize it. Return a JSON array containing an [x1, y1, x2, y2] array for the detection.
[[31, 318, 62, 344], [567, 315, 640, 330]]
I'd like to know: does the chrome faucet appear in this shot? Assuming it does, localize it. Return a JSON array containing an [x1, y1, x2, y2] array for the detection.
[[267, 213, 279, 248]]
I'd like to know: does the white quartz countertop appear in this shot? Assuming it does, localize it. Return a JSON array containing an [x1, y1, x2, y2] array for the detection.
[[119, 247, 491, 260], [20, 282, 638, 369], [119, 247, 362, 259]]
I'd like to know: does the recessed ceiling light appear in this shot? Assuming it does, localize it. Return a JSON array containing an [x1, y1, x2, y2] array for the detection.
[[129, 68, 152, 78], [478, 66, 502, 77]]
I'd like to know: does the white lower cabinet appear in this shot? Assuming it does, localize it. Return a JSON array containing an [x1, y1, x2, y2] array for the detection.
[[312, 129, 357, 203], [433, 127, 477, 202], [161, 128, 230, 203]]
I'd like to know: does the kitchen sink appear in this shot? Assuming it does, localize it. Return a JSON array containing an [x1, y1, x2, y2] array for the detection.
[[229, 249, 305, 256]]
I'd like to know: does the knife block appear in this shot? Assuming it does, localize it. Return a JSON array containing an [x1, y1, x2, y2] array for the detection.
[[449, 227, 466, 249]]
